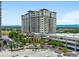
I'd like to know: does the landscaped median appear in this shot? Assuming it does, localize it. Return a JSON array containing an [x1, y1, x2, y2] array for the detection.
[[55, 47, 78, 57]]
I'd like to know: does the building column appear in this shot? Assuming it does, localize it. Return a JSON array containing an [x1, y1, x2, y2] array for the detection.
[[74, 38, 77, 52]]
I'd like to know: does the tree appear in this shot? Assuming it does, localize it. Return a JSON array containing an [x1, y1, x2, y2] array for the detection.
[[48, 40, 64, 47], [8, 42, 13, 51], [8, 31, 18, 39], [19, 42, 24, 49], [39, 38, 46, 47]]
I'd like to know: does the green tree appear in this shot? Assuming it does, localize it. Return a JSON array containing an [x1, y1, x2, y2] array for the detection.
[[39, 38, 46, 47], [8, 31, 18, 39], [48, 40, 64, 47], [8, 42, 14, 51]]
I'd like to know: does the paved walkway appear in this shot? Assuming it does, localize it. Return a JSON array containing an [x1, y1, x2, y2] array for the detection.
[[0, 49, 58, 57]]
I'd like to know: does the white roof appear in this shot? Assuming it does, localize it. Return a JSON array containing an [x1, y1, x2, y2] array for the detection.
[[1, 35, 12, 41], [48, 33, 79, 40]]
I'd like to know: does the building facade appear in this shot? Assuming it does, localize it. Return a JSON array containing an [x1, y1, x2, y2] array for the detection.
[[21, 9, 56, 33], [0, 1, 3, 51], [0, 1, 1, 37], [51, 33, 79, 51]]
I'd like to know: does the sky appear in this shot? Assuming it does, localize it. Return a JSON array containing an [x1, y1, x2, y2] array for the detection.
[[2, 1, 79, 26]]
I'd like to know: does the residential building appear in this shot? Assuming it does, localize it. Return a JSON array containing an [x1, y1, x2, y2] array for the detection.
[[21, 9, 56, 33]]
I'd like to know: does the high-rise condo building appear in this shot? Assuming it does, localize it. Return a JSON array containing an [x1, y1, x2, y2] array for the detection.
[[21, 9, 56, 33]]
